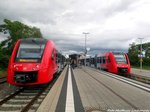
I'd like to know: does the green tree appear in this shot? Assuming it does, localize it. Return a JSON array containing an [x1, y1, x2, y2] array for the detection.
[[128, 42, 139, 66], [128, 42, 150, 67], [0, 19, 43, 53], [0, 19, 43, 69]]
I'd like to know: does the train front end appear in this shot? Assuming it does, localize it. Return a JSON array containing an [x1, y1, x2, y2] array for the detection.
[[113, 52, 131, 75], [7, 38, 53, 86]]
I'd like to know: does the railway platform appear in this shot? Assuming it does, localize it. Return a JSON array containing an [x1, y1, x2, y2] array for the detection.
[[37, 65, 150, 112], [131, 68, 150, 78], [130, 68, 150, 84]]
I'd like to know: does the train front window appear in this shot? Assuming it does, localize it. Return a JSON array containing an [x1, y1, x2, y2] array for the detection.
[[15, 43, 45, 62], [114, 54, 127, 64]]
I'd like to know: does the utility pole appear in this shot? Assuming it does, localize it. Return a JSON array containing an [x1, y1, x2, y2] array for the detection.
[[83, 32, 89, 66], [138, 38, 144, 72]]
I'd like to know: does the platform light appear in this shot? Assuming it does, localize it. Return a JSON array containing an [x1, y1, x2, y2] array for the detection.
[[83, 32, 90, 66], [138, 37, 144, 72]]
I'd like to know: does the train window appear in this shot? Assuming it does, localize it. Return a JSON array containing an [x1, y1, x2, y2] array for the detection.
[[52, 49, 55, 60], [114, 54, 127, 64], [91, 58, 94, 64], [100, 57, 102, 63], [103, 57, 106, 63], [108, 57, 111, 63], [56, 52, 59, 63], [15, 42, 45, 62], [97, 57, 99, 63]]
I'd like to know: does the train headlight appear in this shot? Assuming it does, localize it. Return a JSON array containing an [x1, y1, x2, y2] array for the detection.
[[36, 65, 39, 68], [14, 65, 18, 70], [15, 67, 18, 70], [13, 65, 16, 68]]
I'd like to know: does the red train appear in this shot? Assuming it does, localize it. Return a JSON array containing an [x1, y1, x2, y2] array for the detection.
[[93, 52, 130, 75], [7, 38, 65, 86], [84, 52, 130, 75]]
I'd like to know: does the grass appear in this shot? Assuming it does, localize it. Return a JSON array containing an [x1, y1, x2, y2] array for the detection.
[[131, 65, 150, 70], [0, 69, 7, 78]]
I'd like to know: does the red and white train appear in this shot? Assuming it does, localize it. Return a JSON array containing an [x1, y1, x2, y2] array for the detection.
[[85, 52, 131, 75], [7, 38, 65, 86]]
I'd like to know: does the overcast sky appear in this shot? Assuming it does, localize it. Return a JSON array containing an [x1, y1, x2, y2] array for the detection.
[[0, 0, 150, 55]]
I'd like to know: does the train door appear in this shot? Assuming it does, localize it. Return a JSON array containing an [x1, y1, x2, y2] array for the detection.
[[103, 56, 107, 70], [99, 57, 102, 69], [97, 57, 100, 69], [90, 58, 94, 67], [52, 49, 57, 73], [106, 56, 111, 71], [56, 51, 61, 73], [94, 55, 97, 68]]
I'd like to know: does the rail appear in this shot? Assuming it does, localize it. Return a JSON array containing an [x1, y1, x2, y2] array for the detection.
[[130, 73, 150, 84], [0, 72, 61, 111], [0, 77, 6, 84], [87, 67, 150, 92]]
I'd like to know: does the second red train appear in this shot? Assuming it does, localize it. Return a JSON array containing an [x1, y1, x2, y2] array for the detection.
[[82, 52, 130, 75]]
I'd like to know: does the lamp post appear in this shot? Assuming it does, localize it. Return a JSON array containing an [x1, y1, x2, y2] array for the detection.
[[138, 38, 144, 71], [83, 32, 89, 66]]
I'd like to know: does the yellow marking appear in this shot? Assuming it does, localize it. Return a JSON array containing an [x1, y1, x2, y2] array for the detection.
[[19, 59, 37, 62]]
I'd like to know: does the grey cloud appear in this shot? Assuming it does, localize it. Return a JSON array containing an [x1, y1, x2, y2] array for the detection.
[[102, 0, 135, 17], [0, 0, 67, 24], [0, 0, 150, 55]]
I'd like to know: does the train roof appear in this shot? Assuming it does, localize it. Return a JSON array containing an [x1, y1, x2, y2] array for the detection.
[[96, 51, 126, 57], [20, 38, 48, 44], [112, 51, 125, 54]]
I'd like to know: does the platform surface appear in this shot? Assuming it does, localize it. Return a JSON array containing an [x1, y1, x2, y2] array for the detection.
[[37, 66, 150, 112], [131, 68, 150, 78]]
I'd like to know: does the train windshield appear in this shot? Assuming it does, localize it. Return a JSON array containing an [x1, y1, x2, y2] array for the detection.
[[15, 40, 46, 62], [114, 53, 127, 64]]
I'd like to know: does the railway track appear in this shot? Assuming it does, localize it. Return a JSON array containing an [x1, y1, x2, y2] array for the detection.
[[88, 66, 150, 85], [81, 68, 150, 110], [129, 73, 150, 84], [88, 67, 150, 92], [0, 73, 60, 112], [0, 77, 6, 84]]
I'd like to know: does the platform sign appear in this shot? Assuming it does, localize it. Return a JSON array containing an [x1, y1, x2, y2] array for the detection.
[[138, 54, 145, 58], [138, 54, 141, 58]]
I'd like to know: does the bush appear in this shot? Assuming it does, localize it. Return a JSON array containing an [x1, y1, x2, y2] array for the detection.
[[0, 53, 10, 69], [143, 58, 150, 66]]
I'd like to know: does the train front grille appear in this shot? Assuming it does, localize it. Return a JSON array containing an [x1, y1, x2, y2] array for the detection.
[[117, 67, 128, 73], [14, 71, 38, 83]]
